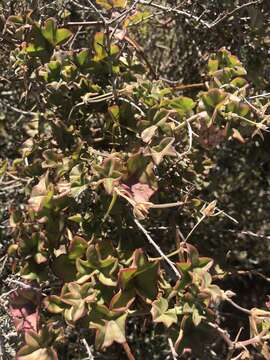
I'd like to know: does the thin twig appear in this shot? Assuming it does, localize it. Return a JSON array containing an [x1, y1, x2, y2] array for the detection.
[[86, 0, 107, 24], [226, 298, 251, 315], [118, 97, 146, 116], [248, 92, 270, 100], [134, 219, 181, 279], [139, 0, 209, 27], [168, 337, 178, 360], [69, 0, 92, 11], [185, 214, 206, 242], [81, 338, 94, 360], [207, 0, 262, 28], [5, 104, 36, 116], [66, 21, 103, 26], [122, 342, 136, 360]]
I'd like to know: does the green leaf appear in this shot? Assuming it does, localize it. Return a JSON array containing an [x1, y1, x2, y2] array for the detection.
[[28, 174, 53, 212], [162, 96, 195, 116], [93, 32, 106, 61], [192, 308, 202, 326], [124, 11, 150, 27], [69, 301, 86, 322], [118, 267, 137, 289], [43, 295, 64, 314], [44, 61, 61, 82], [93, 32, 119, 61], [103, 314, 127, 347], [208, 58, 219, 74], [230, 77, 248, 88], [75, 49, 90, 67], [41, 19, 56, 44], [134, 262, 159, 300], [112, 0, 127, 8], [92, 313, 127, 349], [7, 15, 24, 24], [127, 152, 149, 177], [226, 101, 250, 117], [176, 262, 192, 289], [186, 243, 199, 266], [68, 214, 83, 223], [54, 28, 73, 45], [110, 289, 135, 312], [68, 236, 88, 260], [41, 18, 72, 46], [151, 297, 178, 328], [151, 137, 177, 165], [25, 331, 41, 348], [108, 105, 120, 123], [96, 0, 113, 9], [17, 347, 58, 360], [98, 272, 117, 286], [0, 160, 8, 177], [51, 254, 77, 282], [202, 89, 227, 109], [26, 43, 47, 55]]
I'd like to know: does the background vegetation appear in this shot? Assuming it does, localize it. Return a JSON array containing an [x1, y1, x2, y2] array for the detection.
[[0, 0, 270, 359]]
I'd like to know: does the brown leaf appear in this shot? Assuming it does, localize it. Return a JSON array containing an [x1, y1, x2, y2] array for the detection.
[[201, 200, 217, 217], [232, 128, 245, 143]]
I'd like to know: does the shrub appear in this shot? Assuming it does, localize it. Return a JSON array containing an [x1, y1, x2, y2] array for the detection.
[[1, 1, 270, 359]]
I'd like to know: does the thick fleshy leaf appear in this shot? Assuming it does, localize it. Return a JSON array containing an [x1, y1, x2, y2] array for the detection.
[[92, 313, 127, 349], [51, 254, 77, 282], [151, 138, 177, 165], [108, 105, 120, 123], [192, 308, 202, 326], [54, 28, 73, 45], [110, 289, 135, 312], [68, 236, 88, 260], [41, 18, 72, 46], [141, 125, 157, 143], [226, 101, 250, 117], [208, 58, 219, 74], [98, 272, 117, 286], [134, 262, 159, 300], [118, 267, 137, 289], [131, 183, 155, 203], [43, 296, 64, 314], [151, 297, 178, 328], [96, 0, 113, 9], [103, 314, 127, 347], [9, 289, 40, 333], [70, 301, 86, 322], [93, 32, 119, 61], [28, 175, 50, 212], [112, 0, 127, 8], [93, 32, 106, 61], [127, 152, 149, 178], [75, 49, 90, 67], [202, 89, 227, 109], [17, 347, 58, 360], [164, 96, 195, 116]]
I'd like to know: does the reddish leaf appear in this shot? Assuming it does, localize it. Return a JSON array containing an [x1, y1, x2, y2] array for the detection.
[[9, 288, 40, 333], [131, 183, 155, 203], [198, 123, 226, 149]]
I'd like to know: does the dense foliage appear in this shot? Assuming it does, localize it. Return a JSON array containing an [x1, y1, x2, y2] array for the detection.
[[1, 1, 270, 359]]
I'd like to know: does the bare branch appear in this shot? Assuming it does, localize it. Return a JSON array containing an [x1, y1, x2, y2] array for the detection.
[[81, 338, 95, 360], [134, 218, 181, 279]]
